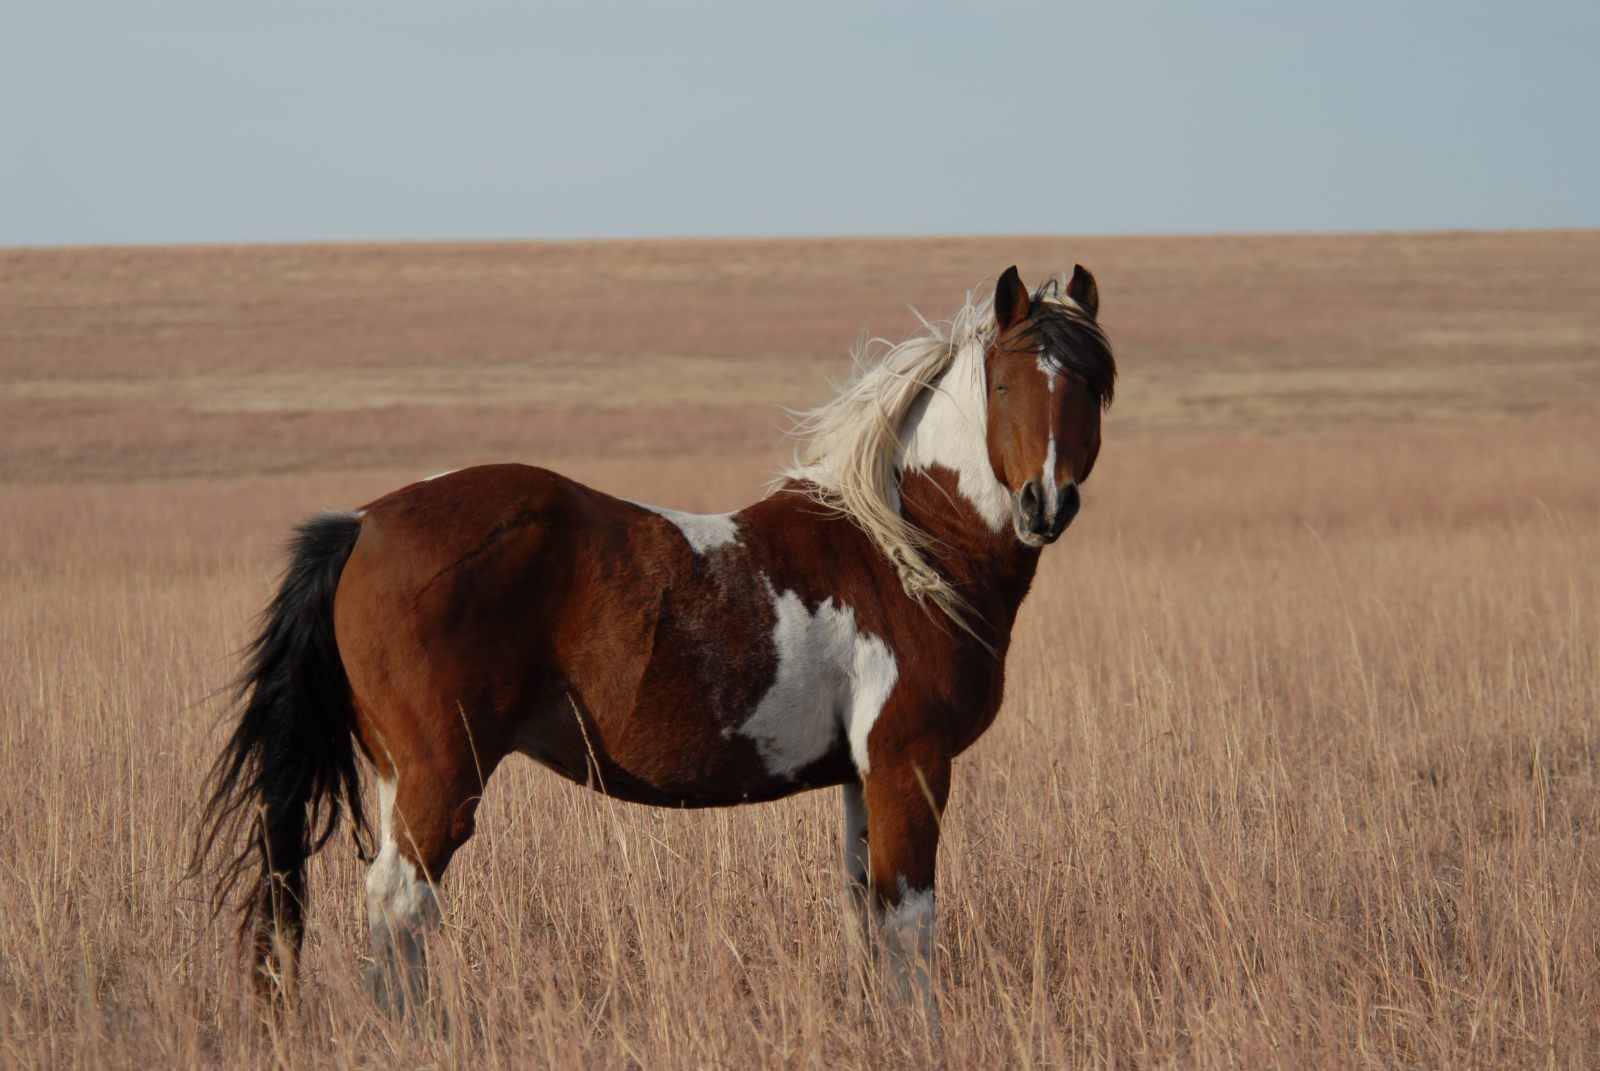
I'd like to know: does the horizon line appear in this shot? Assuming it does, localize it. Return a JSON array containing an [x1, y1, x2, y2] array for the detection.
[[5, 224, 1597, 256]]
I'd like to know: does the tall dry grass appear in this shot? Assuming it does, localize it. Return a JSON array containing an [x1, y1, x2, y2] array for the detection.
[[2, 416, 1595, 1069]]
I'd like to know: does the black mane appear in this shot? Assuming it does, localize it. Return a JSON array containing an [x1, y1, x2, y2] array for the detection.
[[1030, 290, 1116, 409]]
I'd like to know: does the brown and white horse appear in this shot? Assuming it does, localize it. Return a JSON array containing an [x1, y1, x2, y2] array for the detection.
[[197, 264, 1116, 1010]]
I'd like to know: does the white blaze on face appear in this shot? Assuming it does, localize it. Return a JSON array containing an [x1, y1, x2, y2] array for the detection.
[[1042, 437, 1058, 518], [630, 501, 740, 554], [738, 581, 898, 779], [1039, 354, 1060, 519]]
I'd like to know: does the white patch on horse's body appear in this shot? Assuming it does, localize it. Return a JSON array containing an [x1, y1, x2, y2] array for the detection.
[[364, 775, 439, 1010], [630, 501, 741, 554], [899, 341, 1012, 533], [847, 637, 896, 775], [738, 583, 898, 779]]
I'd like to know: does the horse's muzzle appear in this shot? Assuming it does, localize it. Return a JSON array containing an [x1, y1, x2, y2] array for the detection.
[[1015, 480, 1080, 545]]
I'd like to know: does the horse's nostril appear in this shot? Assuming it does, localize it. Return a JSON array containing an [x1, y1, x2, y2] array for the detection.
[[1050, 483, 1081, 538], [1018, 481, 1048, 534]]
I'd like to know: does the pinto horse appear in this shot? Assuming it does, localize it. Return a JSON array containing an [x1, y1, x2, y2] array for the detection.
[[197, 264, 1115, 1008]]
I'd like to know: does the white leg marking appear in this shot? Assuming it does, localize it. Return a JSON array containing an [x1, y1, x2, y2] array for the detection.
[[737, 582, 898, 779], [842, 783, 869, 884], [364, 776, 440, 1011], [628, 500, 741, 554], [883, 879, 937, 1004], [841, 783, 872, 966]]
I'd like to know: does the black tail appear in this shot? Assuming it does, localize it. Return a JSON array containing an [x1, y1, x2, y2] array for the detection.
[[193, 510, 370, 985]]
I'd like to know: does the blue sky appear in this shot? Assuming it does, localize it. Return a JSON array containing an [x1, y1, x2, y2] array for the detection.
[[3, 1, 1596, 246]]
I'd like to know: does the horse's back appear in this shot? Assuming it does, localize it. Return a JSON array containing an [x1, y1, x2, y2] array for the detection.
[[354, 463, 600, 568]]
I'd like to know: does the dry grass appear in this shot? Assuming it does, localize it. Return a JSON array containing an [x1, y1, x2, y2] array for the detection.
[[4, 231, 1598, 482], [2, 233, 1598, 1068]]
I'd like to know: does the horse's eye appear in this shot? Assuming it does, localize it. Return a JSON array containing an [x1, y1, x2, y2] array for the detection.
[[994, 384, 1009, 395]]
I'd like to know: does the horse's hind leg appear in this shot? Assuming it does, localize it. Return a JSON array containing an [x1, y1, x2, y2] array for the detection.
[[363, 743, 491, 1015]]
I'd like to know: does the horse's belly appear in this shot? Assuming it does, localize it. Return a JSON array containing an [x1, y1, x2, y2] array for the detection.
[[590, 670, 851, 803], [515, 694, 855, 807], [561, 579, 893, 803]]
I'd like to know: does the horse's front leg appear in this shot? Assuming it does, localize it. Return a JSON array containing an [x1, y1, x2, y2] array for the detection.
[[862, 744, 950, 1012], [841, 781, 872, 965]]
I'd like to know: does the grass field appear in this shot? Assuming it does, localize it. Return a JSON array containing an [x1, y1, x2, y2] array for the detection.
[[2, 232, 1597, 1068]]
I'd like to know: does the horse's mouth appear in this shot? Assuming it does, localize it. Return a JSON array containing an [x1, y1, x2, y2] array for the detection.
[[1014, 517, 1068, 547]]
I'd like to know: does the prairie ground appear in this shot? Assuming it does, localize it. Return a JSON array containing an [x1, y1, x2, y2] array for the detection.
[[1, 232, 1597, 1068]]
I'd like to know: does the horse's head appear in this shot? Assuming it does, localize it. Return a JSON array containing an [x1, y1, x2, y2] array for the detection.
[[984, 265, 1115, 547]]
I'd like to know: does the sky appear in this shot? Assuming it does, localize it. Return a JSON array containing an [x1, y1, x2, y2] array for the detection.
[[2, 1, 1596, 246]]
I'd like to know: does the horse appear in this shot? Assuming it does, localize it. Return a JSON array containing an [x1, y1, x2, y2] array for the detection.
[[195, 263, 1116, 1011]]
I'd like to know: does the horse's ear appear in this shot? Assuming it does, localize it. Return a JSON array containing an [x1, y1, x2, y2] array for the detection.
[[995, 266, 1031, 331], [1066, 264, 1099, 319]]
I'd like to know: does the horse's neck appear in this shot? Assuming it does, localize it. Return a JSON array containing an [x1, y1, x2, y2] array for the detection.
[[898, 344, 1012, 535], [897, 346, 1042, 631]]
